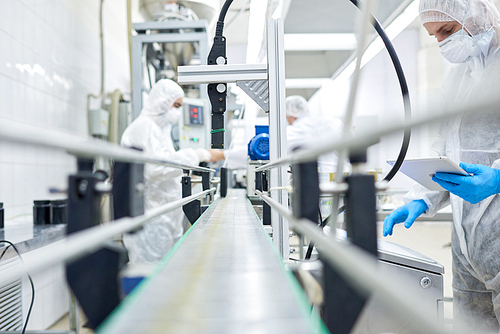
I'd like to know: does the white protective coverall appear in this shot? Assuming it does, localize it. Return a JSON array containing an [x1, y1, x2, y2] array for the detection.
[[223, 96, 345, 172], [404, 0, 500, 330], [286, 96, 345, 173], [121, 79, 209, 264]]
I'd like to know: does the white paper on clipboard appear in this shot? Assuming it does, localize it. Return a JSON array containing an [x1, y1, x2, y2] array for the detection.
[[387, 156, 469, 191]]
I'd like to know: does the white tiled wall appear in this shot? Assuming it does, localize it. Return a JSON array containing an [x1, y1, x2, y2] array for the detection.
[[0, 0, 131, 221], [0, 0, 133, 329]]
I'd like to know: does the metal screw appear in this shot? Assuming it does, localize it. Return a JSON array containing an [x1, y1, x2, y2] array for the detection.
[[216, 83, 226, 93], [219, 98, 223, 101], [420, 276, 432, 289], [78, 180, 88, 196], [219, 108, 223, 112], [135, 183, 145, 194], [216, 56, 225, 65]]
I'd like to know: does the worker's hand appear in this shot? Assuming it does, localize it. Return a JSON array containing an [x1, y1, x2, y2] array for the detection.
[[432, 162, 500, 204], [208, 149, 225, 163], [194, 148, 211, 163], [382, 200, 428, 237]]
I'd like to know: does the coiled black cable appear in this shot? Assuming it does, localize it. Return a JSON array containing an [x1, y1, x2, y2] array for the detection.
[[213, 0, 412, 259], [304, 1, 412, 260]]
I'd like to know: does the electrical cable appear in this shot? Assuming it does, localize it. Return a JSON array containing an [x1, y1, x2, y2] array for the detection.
[[215, 0, 234, 37], [304, 1, 412, 260], [0, 240, 35, 334], [210, 0, 410, 259]]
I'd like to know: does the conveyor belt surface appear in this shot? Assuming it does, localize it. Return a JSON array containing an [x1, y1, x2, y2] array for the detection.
[[99, 189, 322, 334]]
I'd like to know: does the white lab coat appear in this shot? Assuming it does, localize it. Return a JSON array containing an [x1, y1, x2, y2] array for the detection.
[[121, 114, 199, 264]]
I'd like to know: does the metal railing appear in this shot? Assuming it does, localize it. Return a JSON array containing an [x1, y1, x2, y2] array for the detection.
[[0, 188, 215, 287], [254, 92, 500, 173], [256, 190, 452, 333], [0, 118, 214, 173]]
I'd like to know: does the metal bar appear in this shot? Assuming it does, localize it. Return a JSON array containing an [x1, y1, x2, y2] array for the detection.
[[0, 119, 214, 173], [255, 190, 450, 334], [0, 188, 215, 287], [133, 20, 207, 32], [69, 291, 79, 334], [177, 64, 268, 84], [255, 92, 500, 172], [134, 33, 206, 44], [1, 331, 76, 334], [267, 18, 289, 258]]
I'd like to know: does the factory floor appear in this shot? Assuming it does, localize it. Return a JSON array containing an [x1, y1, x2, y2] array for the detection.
[[49, 220, 453, 333]]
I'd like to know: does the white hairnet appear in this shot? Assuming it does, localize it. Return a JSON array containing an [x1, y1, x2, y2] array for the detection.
[[286, 95, 310, 118], [419, 0, 500, 36], [144, 79, 184, 116]]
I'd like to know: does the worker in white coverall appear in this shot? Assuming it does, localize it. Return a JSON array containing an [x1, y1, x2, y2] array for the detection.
[[121, 79, 215, 264], [215, 96, 346, 173], [383, 0, 500, 331]]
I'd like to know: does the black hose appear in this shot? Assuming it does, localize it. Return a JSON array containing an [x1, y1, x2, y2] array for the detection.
[[211, 0, 411, 260], [350, 0, 412, 182], [304, 2, 412, 260], [215, 0, 234, 36]]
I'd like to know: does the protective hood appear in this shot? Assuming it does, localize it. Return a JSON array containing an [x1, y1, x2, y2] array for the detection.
[[285, 95, 310, 119], [419, 0, 500, 69], [141, 79, 185, 127]]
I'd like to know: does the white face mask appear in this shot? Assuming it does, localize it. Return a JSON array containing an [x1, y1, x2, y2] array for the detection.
[[165, 107, 182, 125], [438, 29, 478, 63], [438, 28, 494, 64]]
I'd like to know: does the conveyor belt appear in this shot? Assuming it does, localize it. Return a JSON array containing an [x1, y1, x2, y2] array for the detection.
[[98, 189, 323, 334]]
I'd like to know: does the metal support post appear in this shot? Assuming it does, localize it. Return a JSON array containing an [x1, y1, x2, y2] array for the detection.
[[66, 172, 127, 330], [182, 176, 201, 224], [69, 291, 79, 334], [321, 149, 377, 334], [291, 161, 319, 223], [267, 18, 289, 258], [220, 167, 228, 198]]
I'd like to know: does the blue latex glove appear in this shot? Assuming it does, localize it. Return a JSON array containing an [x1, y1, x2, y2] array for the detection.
[[382, 199, 428, 237], [432, 162, 500, 204]]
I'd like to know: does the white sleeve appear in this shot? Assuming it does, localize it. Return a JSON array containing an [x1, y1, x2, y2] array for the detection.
[[121, 118, 200, 180], [403, 184, 450, 216], [223, 146, 248, 170], [403, 119, 451, 216]]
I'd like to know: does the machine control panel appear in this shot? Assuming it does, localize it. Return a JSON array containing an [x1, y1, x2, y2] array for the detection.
[[179, 98, 210, 150], [187, 104, 204, 126]]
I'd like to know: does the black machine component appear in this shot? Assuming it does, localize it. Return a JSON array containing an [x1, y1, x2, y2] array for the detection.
[[254, 170, 271, 225], [77, 157, 94, 173], [66, 170, 127, 329], [261, 171, 271, 226], [182, 175, 201, 224], [220, 167, 228, 197], [66, 244, 127, 329], [202, 171, 211, 191], [291, 161, 320, 223], [0, 203, 3, 229], [255, 171, 263, 192], [206, 1, 232, 149], [113, 161, 145, 220], [322, 150, 377, 334]]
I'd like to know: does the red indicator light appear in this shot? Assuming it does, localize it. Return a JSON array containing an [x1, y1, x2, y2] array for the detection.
[[193, 108, 198, 113], [194, 114, 198, 118]]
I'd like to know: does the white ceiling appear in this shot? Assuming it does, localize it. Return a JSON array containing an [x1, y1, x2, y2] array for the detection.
[[220, 0, 414, 99]]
